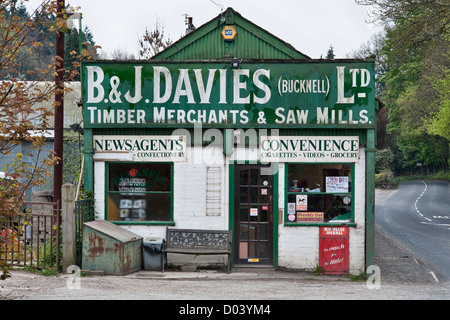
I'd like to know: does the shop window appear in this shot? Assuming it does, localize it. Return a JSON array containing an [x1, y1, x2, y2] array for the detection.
[[286, 163, 353, 225], [107, 162, 172, 223]]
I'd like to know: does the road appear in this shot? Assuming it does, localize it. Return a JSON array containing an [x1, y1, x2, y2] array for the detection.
[[375, 180, 450, 283], [1, 180, 449, 302]]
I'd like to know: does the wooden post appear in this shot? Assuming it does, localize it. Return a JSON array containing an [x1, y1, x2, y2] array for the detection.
[[62, 183, 76, 272], [53, 0, 65, 205]]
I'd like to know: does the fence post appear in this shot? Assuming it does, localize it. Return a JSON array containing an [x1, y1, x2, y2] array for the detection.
[[62, 183, 76, 272]]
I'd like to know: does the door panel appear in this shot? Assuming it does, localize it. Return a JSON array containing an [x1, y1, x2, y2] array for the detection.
[[234, 164, 273, 265]]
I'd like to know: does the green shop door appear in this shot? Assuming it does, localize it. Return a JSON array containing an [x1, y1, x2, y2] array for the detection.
[[234, 164, 273, 265]]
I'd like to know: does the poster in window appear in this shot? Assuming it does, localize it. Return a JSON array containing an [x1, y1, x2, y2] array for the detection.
[[120, 199, 133, 208], [296, 194, 308, 211], [297, 212, 324, 223], [287, 202, 296, 215], [120, 209, 129, 218], [325, 177, 349, 193]]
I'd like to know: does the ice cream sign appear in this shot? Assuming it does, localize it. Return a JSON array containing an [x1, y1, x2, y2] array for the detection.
[[82, 61, 374, 129]]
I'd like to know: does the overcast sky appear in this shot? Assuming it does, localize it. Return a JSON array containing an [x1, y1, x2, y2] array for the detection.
[[26, 0, 383, 59]]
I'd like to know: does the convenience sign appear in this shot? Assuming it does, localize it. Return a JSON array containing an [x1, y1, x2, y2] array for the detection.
[[260, 136, 359, 162], [82, 61, 374, 129]]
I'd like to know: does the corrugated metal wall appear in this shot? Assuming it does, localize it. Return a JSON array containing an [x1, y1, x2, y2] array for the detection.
[[0, 138, 82, 200], [164, 24, 298, 61], [153, 8, 309, 61]]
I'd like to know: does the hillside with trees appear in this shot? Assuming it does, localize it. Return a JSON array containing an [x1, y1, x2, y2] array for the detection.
[[354, 0, 449, 183]]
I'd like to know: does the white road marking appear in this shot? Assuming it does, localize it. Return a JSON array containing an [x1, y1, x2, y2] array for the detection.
[[414, 181, 432, 222], [429, 271, 439, 283]]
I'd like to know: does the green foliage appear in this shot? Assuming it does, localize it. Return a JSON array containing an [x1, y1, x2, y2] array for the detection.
[[310, 264, 325, 276], [357, 0, 450, 176], [426, 69, 450, 140], [63, 131, 83, 185], [65, 26, 98, 81], [349, 271, 367, 281], [375, 148, 394, 173], [325, 45, 335, 59], [37, 237, 61, 270], [375, 169, 397, 188]]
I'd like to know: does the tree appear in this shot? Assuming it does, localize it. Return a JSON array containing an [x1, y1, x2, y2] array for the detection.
[[356, 0, 450, 174], [325, 45, 335, 59], [347, 31, 386, 97], [427, 68, 450, 140], [0, 0, 61, 279], [138, 19, 172, 59], [65, 26, 99, 80]]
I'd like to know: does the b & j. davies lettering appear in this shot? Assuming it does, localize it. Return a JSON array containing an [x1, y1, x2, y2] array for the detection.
[[83, 62, 374, 128]]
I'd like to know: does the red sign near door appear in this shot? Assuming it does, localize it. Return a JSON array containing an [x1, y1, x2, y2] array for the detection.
[[319, 227, 349, 274]]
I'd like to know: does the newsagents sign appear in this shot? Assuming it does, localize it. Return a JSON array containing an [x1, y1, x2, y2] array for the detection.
[[93, 135, 186, 162], [82, 61, 374, 129]]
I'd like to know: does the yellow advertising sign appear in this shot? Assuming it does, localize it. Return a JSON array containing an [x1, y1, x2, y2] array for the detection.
[[297, 212, 324, 223]]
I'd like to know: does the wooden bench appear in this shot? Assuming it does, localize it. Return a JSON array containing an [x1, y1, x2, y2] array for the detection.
[[163, 228, 232, 273]]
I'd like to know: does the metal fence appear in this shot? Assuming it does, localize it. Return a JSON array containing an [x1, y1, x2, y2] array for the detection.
[[0, 201, 60, 270], [74, 198, 95, 267]]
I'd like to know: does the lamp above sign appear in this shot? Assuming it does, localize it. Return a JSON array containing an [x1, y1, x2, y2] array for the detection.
[[221, 25, 237, 41]]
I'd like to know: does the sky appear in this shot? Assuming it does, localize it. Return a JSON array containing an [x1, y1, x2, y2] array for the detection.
[[25, 0, 383, 59]]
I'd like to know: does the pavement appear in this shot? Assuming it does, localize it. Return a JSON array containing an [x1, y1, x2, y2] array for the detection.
[[1, 188, 449, 301], [1, 226, 448, 302]]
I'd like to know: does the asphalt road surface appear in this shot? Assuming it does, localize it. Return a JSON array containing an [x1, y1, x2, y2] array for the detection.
[[1, 180, 449, 302], [375, 180, 450, 283]]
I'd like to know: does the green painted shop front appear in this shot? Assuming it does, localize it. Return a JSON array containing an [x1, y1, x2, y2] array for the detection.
[[82, 8, 375, 273]]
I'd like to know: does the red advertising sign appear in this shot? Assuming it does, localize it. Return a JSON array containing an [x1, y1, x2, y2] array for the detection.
[[319, 227, 349, 274]]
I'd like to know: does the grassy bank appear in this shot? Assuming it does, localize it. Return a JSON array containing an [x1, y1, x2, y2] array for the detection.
[[376, 170, 450, 189]]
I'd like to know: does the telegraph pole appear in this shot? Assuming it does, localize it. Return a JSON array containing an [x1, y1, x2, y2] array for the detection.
[[53, 0, 65, 204]]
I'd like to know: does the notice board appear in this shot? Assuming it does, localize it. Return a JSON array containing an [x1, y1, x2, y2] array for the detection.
[[319, 227, 349, 274]]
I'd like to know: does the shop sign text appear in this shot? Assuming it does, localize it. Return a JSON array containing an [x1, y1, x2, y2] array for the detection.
[[260, 136, 359, 163], [93, 135, 186, 162], [82, 61, 375, 128]]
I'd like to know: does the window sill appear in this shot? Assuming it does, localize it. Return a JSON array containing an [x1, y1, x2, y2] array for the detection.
[[284, 222, 357, 227], [110, 220, 175, 226]]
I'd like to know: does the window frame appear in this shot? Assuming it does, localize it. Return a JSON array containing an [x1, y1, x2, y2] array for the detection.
[[284, 162, 356, 227], [105, 161, 175, 225]]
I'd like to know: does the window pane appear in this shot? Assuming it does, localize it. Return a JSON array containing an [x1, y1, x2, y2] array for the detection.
[[109, 163, 171, 192], [107, 162, 172, 222], [287, 163, 353, 223], [288, 164, 351, 193], [323, 194, 352, 222], [108, 192, 171, 221], [239, 170, 248, 185]]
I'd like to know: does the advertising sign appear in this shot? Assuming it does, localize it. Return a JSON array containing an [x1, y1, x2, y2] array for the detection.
[[297, 212, 323, 223], [260, 136, 359, 163], [319, 227, 349, 274], [93, 135, 186, 162], [82, 61, 374, 129], [325, 176, 349, 193], [296, 194, 307, 211]]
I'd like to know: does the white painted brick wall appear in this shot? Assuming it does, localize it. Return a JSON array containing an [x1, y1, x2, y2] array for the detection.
[[92, 145, 367, 272], [277, 148, 366, 273]]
